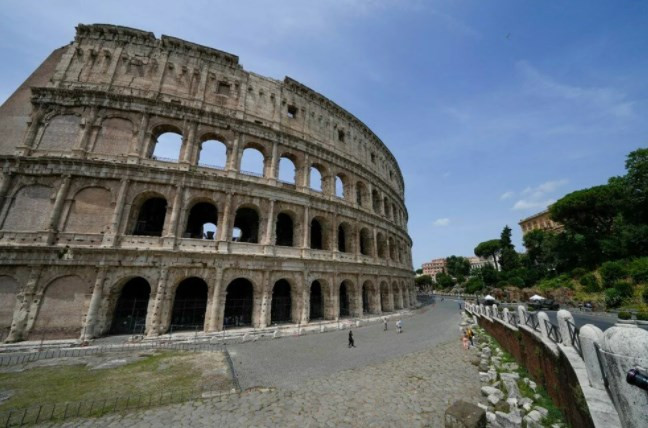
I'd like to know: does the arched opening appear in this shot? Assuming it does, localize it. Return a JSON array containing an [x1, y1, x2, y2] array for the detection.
[[362, 283, 370, 314], [335, 175, 345, 198], [133, 197, 167, 236], [224, 278, 254, 329], [110, 277, 151, 335], [310, 218, 325, 250], [389, 237, 397, 261], [355, 181, 368, 206], [270, 279, 292, 324], [309, 281, 323, 320], [278, 156, 297, 184], [383, 197, 391, 218], [240, 147, 265, 177], [275, 212, 294, 247], [0, 276, 19, 335], [151, 131, 182, 162], [380, 281, 390, 312], [338, 222, 353, 253], [309, 165, 324, 192], [184, 202, 218, 239], [233, 207, 259, 243], [372, 189, 381, 213], [198, 138, 227, 169], [392, 203, 398, 222], [376, 233, 387, 259], [169, 277, 208, 332], [339, 281, 350, 317], [392, 283, 402, 309], [359, 228, 374, 256]]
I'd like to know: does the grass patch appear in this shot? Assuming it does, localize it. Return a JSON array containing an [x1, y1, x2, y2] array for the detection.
[[0, 350, 232, 412]]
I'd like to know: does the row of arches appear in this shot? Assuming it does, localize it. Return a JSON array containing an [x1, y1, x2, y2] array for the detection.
[[0, 273, 415, 341], [32, 114, 406, 226]]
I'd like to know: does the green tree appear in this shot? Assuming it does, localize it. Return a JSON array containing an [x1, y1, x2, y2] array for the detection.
[[415, 274, 433, 289], [435, 272, 455, 288], [445, 256, 471, 278], [499, 225, 520, 272], [472, 264, 499, 286], [415, 268, 423, 275], [474, 240, 501, 271]]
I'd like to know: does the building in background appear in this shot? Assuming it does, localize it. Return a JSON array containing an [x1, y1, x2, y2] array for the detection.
[[467, 256, 492, 270], [519, 208, 564, 235], [422, 258, 446, 277]]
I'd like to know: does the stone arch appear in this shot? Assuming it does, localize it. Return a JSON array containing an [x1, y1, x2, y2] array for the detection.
[[3, 184, 54, 231], [38, 114, 81, 151], [339, 280, 352, 318], [309, 280, 325, 321], [372, 189, 381, 213], [337, 221, 354, 253], [376, 232, 387, 259], [240, 142, 268, 177], [0, 276, 19, 337], [223, 277, 255, 329], [275, 211, 295, 247], [391, 202, 398, 222], [334, 173, 348, 199], [310, 215, 330, 250], [149, 125, 183, 161], [388, 236, 397, 261], [277, 154, 298, 184], [93, 117, 134, 155], [30, 275, 90, 339], [129, 192, 168, 236], [361, 280, 379, 315], [355, 181, 369, 207], [392, 281, 403, 310], [233, 205, 260, 243], [359, 227, 374, 257], [197, 134, 228, 169], [270, 279, 293, 324], [309, 163, 327, 192], [380, 280, 392, 312], [383, 197, 391, 218], [184, 200, 218, 239], [63, 186, 113, 233], [168, 277, 209, 332], [109, 276, 151, 335]]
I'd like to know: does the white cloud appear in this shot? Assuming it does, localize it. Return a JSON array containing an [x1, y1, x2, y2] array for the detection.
[[500, 191, 514, 200], [512, 179, 567, 211], [433, 218, 450, 226]]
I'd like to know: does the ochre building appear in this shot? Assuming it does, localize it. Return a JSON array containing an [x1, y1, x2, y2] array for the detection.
[[0, 24, 414, 342], [518, 209, 564, 236]]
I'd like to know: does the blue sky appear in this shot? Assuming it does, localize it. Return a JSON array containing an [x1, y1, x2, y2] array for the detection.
[[1, 1, 647, 268]]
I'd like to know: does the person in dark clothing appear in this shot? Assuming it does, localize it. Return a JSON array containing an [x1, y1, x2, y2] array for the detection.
[[348, 330, 356, 348]]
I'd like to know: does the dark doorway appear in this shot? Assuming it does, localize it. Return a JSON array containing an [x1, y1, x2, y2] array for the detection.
[[133, 198, 167, 236], [169, 277, 208, 332], [271, 280, 292, 324], [381, 283, 389, 312], [110, 277, 150, 334], [338, 225, 347, 252], [309, 281, 323, 320], [339, 282, 350, 317], [233, 207, 259, 243], [362, 285, 370, 314], [224, 278, 254, 328], [185, 202, 218, 239], [275, 213, 294, 247], [311, 219, 323, 249]]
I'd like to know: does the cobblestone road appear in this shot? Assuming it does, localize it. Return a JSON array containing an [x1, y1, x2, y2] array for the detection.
[[55, 300, 482, 427]]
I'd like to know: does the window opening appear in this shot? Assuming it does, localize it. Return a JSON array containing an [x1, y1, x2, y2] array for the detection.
[[311, 219, 323, 250], [309, 281, 323, 320], [198, 139, 227, 169], [339, 282, 350, 317], [151, 131, 182, 162], [362, 284, 370, 314], [270, 280, 292, 324], [287, 104, 298, 118], [275, 213, 294, 247], [278, 157, 297, 184], [110, 277, 150, 335], [169, 277, 208, 332], [217, 81, 231, 96], [184, 202, 218, 239], [338, 225, 347, 253], [233, 207, 259, 243], [240, 147, 265, 177], [133, 198, 167, 236], [224, 278, 254, 329], [335, 176, 345, 199], [309, 166, 323, 192]]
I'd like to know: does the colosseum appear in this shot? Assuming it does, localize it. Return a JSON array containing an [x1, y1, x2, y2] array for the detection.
[[0, 24, 414, 343]]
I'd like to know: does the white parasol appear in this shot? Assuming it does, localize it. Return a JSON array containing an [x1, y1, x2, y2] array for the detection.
[[483, 295, 496, 301], [529, 294, 545, 301]]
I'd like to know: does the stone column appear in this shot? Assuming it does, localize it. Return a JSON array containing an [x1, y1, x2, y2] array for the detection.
[[102, 178, 129, 246], [300, 154, 310, 190], [15, 107, 45, 156], [46, 175, 71, 244], [129, 113, 149, 161], [300, 271, 310, 324], [74, 107, 98, 156], [268, 141, 279, 181], [263, 199, 276, 245], [258, 271, 270, 328], [217, 192, 233, 242], [180, 121, 197, 165], [207, 268, 224, 331], [81, 267, 107, 340], [6, 267, 41, 342], [0, 172, 13, 215], [147, 268, 168, 336], [164, 185, 184, 245], [226, 133, 241, 172], [302, 205, 310, 248]]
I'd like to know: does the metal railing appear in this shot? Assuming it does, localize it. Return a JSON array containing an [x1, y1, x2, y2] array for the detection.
[[197, 161, 226, 171], [506, 312, 518, 326], [0, 381, 233, 426], [523, 311, 540, 331], [566, 319, 582, 357], [544, 319, 562, 343], [0, 341, 221, 367], [239, 169, 264, 178], [151, 155, 179, 163]]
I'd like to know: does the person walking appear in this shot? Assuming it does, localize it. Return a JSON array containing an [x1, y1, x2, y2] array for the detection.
[[462, 331, 470, 350], [348, 330, 356, 348], [467, 327, 474, 347], [383, 317, 388, 331], [396, 319, 402, 334]]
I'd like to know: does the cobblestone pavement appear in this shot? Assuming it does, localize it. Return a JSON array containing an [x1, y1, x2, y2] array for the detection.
[[54, 301, 482, 427]]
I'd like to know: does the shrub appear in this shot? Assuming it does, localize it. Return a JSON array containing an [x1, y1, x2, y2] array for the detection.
[[614, 281, 634, 298], [628, 257, 648, 284], [571, 267, 587, 278], [643, 287, 648, 305], [600, 261, 628, 288], [579, 273, 600, 292], [618, 311, 632, 320], [636, 312, 648, 321], [605, 288, 622, 308], [508, 277, 525, 288]]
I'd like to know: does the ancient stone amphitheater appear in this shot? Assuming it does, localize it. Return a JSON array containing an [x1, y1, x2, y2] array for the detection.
[[0, 24, 414, 342]]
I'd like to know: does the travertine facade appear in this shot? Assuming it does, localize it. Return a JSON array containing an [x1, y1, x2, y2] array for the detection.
[[519, 209, 563, 236], [0, 24, 414, 342]]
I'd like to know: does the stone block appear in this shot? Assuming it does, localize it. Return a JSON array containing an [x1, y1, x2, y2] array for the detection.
[[444, 400, 486, 428], [495, 411, 522, 428]]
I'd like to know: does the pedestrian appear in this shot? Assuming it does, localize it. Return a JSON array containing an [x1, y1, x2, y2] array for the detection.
[[462, 331, 469, 350], [467, 327, 474, 347], [458, 301, 462, 311], [348, 330, 356, 348], [396, 319, 402, 334], [383, 317, 388, 331]]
